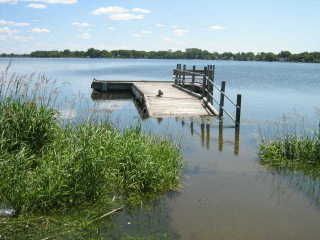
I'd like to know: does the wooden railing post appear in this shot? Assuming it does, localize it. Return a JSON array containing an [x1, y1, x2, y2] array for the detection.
[[206, 66, 211, 104], [178, 64, 182, 84], [219, 81, 226, 118], [182, 64, 186, 85], [210, 65, 215, 105], [174, 64, 179, 84], [192, 65, 196, 84], [235, 94, 242, 128], [202, 66, 208, 98]]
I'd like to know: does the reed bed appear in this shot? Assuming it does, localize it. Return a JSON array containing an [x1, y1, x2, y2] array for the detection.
[[0, 66, 182, 239], [259, 122, 320, 178]]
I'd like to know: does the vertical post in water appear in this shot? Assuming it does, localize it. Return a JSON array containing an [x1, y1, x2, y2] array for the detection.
[[174, 64, 179, 84], [234, 124, 240, 155], [218, 120, 224, 152], [219, 81, 226, 118], [235, 94, 242, 128], [182, 64, 186, 85]]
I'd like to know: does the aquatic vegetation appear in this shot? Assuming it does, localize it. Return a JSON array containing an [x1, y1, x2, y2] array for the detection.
[[0, 68, 182, 239], [259, 126, 320, 178], [0, 101, 182, 213]]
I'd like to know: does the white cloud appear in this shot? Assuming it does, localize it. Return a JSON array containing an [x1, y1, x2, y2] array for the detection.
[[0, 33, 32, 42], [0, 26, 29, 42], [132, 8, 151, 14], [12, 35, 33, 41], [92, 6, 128, 15], [209, 25, 225, 31], [0, 19, 30, 27], [92, 6, 150, 21], [0, 0, 18, 3], [72, 22, 90, 28], [27, 3, 47, 8], [24, 0, 77, 4], [31, 27, 50, 33], [79, 32, 91, 39], [1, 0, 76, 4], [109, 13, 144, 21], [156, 23, 165, 28], [0, 27, 18, 34], [173, 28, 188, 36]]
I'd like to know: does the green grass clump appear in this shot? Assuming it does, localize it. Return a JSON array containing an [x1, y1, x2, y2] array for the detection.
[[0, 101, 182, 214], [259, 131, 320, 177], [0, 100, 58, 153]]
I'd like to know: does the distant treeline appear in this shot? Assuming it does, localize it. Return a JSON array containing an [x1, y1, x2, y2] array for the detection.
[[1, 48, 320, 63]]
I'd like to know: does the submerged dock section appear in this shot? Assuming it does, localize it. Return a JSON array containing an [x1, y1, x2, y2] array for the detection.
[[91, 64, 241, 126]]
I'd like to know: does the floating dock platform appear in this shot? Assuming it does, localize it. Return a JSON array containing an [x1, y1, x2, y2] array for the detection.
[[91, 80, 215, 118]]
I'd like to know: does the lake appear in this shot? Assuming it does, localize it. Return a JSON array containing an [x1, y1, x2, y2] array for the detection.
[[1, 58, 320, 239]]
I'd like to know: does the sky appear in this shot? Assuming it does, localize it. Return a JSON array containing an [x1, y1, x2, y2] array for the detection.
[[0, 0, 320, 53]]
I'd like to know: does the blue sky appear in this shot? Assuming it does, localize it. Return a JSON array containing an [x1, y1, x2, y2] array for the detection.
[[0, 0, 319, 53]]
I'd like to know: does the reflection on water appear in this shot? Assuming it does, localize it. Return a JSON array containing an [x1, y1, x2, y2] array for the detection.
[[99, 194, 181, 239], [176, 118, 241, 154], [89, 92, 320, 239], [92, 90, 241, 154]]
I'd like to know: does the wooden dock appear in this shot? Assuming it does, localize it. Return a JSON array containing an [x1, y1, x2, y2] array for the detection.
[[91, 80, 213, 117], [91, 64, 242, 126]]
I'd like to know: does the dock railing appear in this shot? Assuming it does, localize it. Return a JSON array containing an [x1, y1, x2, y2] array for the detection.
[[173, 64, 242, 128]]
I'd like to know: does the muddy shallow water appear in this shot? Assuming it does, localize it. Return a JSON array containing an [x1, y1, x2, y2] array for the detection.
[[1, 58, 320, 239]]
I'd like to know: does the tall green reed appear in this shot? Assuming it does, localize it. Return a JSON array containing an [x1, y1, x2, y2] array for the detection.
[[259, 120, 320, 177]]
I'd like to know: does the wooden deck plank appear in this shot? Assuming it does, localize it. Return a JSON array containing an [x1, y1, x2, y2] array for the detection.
[[133, 82, 211, 117], [91, 80, 216, 118]]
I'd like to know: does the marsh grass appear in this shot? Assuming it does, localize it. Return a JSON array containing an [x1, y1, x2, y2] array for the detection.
[[0, 66, 182, 239], [259, 121, 320, 178]]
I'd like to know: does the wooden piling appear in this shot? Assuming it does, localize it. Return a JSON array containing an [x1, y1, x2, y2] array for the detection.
[[219, 81, 226, 118], [218, 120, 223, 151], [192, 65, 196, 84], [235, 94, 242, 127], [234, 125, 240, 155], [174, 64, 179, 84]]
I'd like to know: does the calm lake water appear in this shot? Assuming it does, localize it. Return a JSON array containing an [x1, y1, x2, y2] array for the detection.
[[1, 58, 320, 239]]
